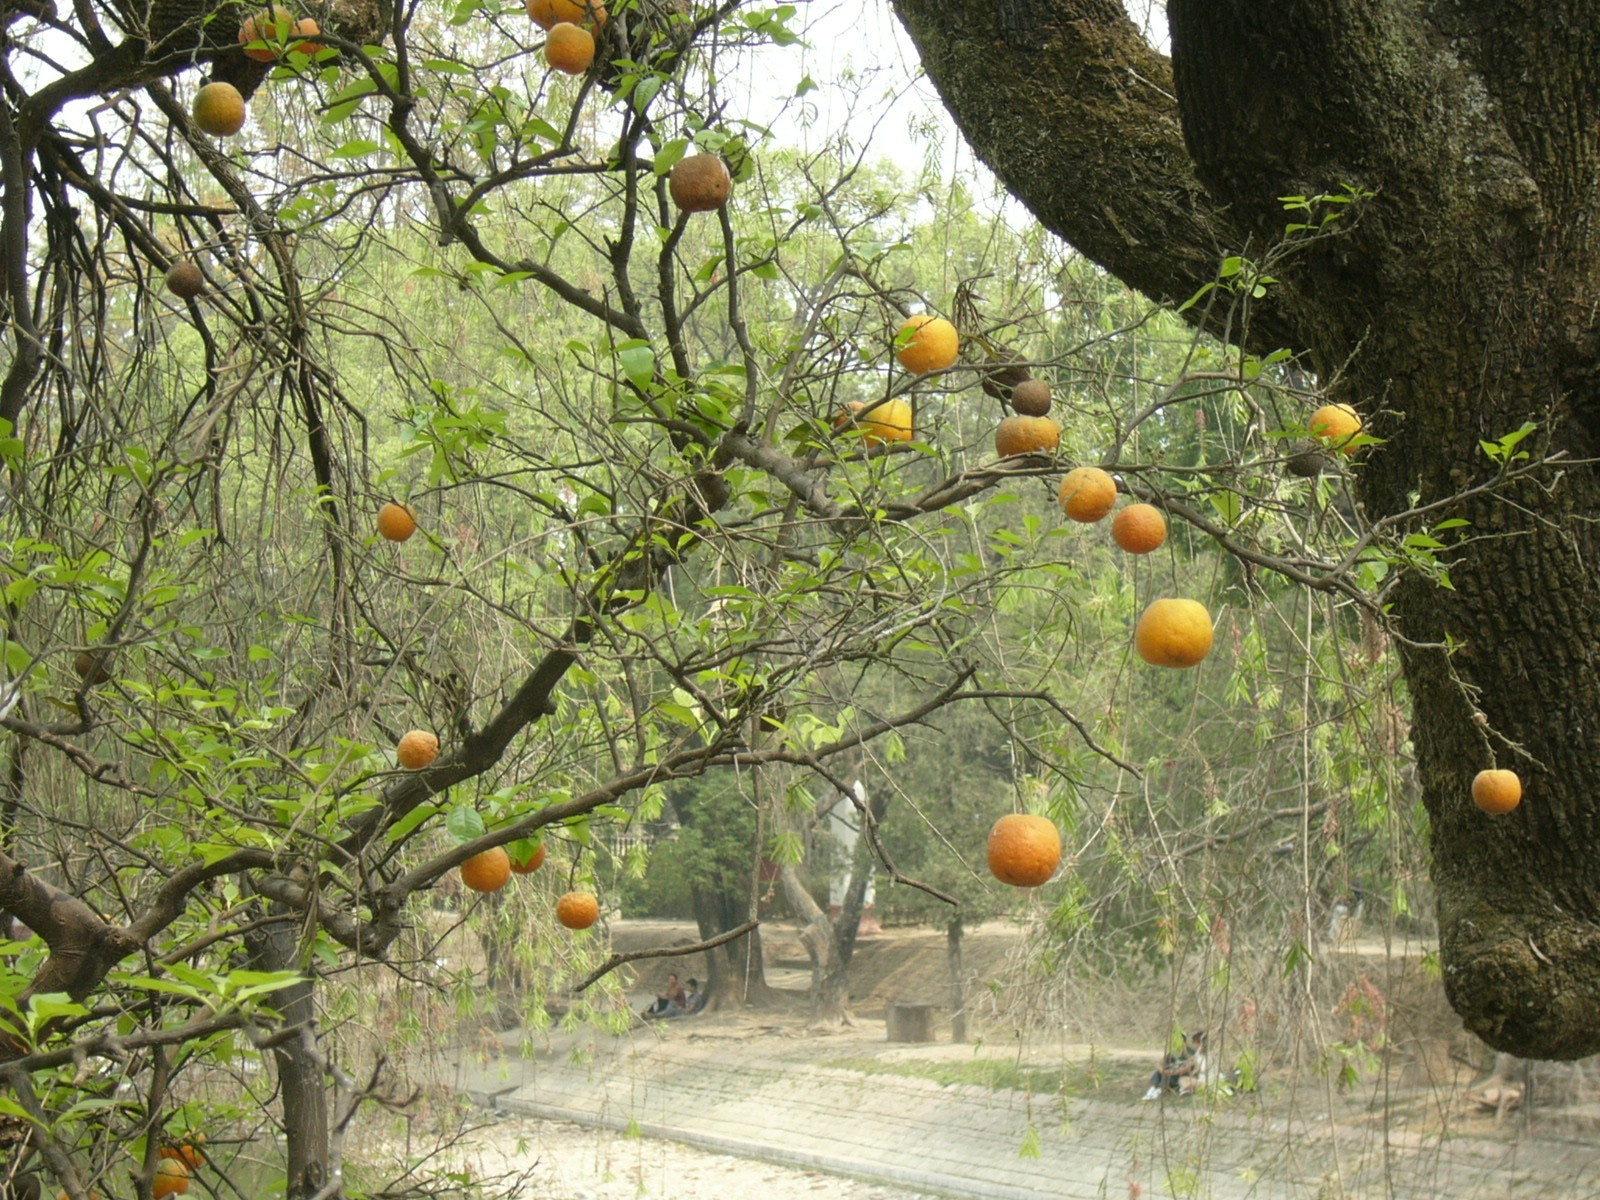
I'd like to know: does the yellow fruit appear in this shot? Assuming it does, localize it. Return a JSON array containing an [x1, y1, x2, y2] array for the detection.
[[994, 414, 1060, 458], [1058, 467, 1117, 523], [1309, 403, 1362, 454], [509, 843, 546, 874], [1111, 503, 1167, 554], [894, 315, 959, 375], [986, 814, 1061, 888], [669, 154, 732, 214], [545, 21, 595, 73], [153, 1158, 191, 1199], [1472, 769, 1522, 815], [835, 398, 913, 446], [396, 730, 439, 770], [527, 0, 556, 25], [461, 847, 512, 893], [1135, 598, 1214, 669], [376, 501, 417, 542], [556, 890, 601, 929], [192, 82, 247, 137]]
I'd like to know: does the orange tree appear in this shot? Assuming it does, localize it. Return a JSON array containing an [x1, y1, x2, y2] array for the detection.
[[0, 1, 1172, 1196]]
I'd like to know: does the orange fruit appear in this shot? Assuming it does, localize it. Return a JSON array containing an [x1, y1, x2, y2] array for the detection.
[[529, 0, 605, 26], [460, 847, 512, 894], [396, 730, 439, 770], [1135, 598, 1214, 668], [986, 814, 1061, 888], [835, 398, 912, 446], [165, 262, 206, 299], [1058, 467, 1117, 523], [238, 5, 293, 60], [153, 1158, 191, 1199], [192, 82, 247, 137], [1111, 503, 1167, 554], [894, 315, 959, 375], [669, 154, 732, 214], [288, 17, 323, 53], [509, 842, 547, 874], [1010, 378, 1051, 416], [376, 501, 417, 542], [994, 414, 1060, 458], [555, 890, 601, 929], [1472, 769, 1522, 815], [545, 22, 595, 73], [1309, 403, 1362, 454], [160, 1144, 205, 1170]]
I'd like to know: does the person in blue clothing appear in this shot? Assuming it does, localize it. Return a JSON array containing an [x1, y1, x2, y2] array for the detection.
[[1142, 1030, 1207, 1101]]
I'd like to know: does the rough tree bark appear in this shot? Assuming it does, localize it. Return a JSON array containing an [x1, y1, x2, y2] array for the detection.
[[894, 0, 1600, 1060]]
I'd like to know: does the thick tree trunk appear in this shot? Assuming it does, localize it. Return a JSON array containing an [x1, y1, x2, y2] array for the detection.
[[688, 882, 775, 1008], [245, 920, 328, 1200], [894, 0, 1600, 1059]]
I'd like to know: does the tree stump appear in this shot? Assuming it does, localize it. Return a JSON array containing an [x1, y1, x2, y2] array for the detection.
[[886, 1001, 934, 1043]]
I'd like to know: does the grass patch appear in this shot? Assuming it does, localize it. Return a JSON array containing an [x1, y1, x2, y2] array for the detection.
[[819, 1055, 1105, 1095]]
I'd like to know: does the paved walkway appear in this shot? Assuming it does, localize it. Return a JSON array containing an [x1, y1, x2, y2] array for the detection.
[[443, 1025, 1600, 1200]]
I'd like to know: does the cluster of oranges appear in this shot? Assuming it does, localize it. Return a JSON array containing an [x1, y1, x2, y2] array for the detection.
[[153, 1141, 205, 1198], [189, 6, 324, 139], [458, 843, 602, 931], [388, 624, 598, 928], [527, 0, 605, 74]]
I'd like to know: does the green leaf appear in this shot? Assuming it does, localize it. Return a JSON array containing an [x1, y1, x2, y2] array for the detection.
[[617, 340, 656, 390], [447, 806, 486, 844]]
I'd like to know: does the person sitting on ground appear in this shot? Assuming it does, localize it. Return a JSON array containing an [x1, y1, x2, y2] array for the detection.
[[642, 972, 687, 1018], [681, 977, 704, 1013], [1141, 1030, 1207, 1102]]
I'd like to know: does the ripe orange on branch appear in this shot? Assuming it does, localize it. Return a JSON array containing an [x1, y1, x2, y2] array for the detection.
[[669, 154, 732, 214], [1309, 403, 1363, 454], [994, 415, 1060, 458], [396, 730, 439, 770], [556, 890, 600, 929], [192, 83, 247, 137], [545, 22, 596, 73], [894, 315, 959, 375], [509, 842, 547, 874], [1058, 467, 1117, 523], [377, 501, 417, 542], [1135, 598, 1214, 668], [528, 0, 606, 27], [1112, 503, 1167, 554], [1472, 769, 1522, 815], [835, 398, 912, 446], [987, 814, 1061, 888], [461, 847, 512, 894], [153, 1159, 191, 1199]]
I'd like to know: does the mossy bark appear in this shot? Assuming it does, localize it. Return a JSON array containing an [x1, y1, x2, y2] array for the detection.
[[894, 0, 1600, 1060]]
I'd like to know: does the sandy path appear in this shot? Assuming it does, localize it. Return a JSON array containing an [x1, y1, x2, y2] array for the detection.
[[447, 1113, 939, 1200]]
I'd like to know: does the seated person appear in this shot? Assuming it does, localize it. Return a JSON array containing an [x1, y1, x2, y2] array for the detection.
[[1142, 1030, 1207, 1101], [662, 977, 706, 1018], [642, 972, 687, 1018]]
